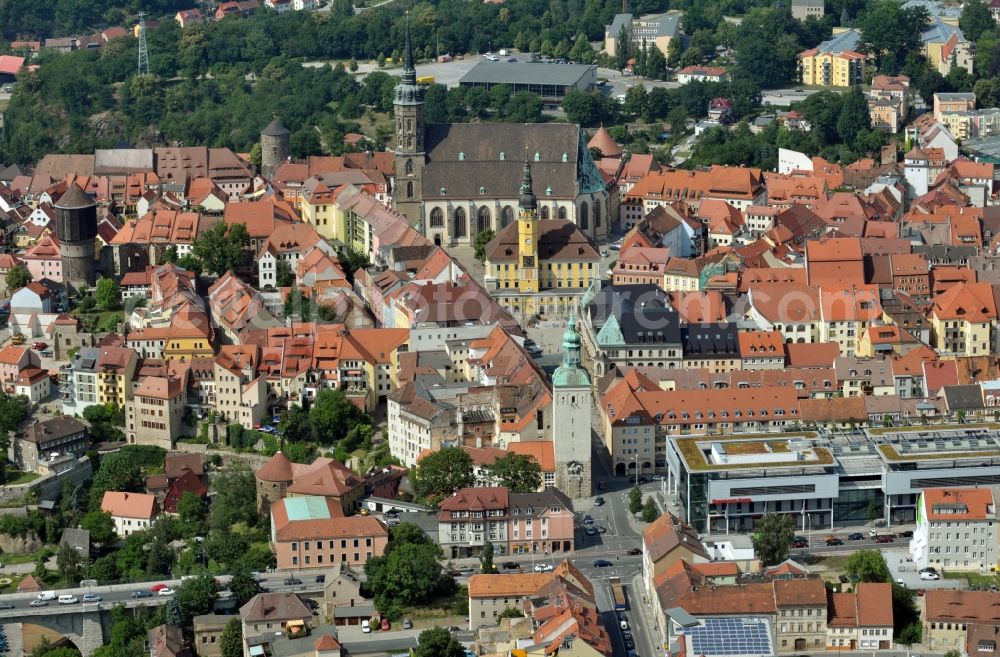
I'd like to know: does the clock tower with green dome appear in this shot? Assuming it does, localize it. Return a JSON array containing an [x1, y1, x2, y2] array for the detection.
[[552, 310, 592, 498]]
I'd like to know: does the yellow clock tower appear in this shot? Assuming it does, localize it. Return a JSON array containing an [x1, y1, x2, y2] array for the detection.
[[517, 159, 540, 293]]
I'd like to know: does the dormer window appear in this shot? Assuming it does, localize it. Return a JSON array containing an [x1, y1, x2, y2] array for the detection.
[[562, 153, 568, 162], [546, 186, 553, 196], [458, 152, 465, 161], [480, 186, 486, 195], [500, 151, 505, 160], [534, 151, 541, 161], [440, 187, 446, 195]]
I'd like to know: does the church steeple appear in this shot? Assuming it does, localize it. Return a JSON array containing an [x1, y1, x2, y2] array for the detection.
[[402, 11, 416, 85], [561, 312, 582, 369], [519, 158, 537, 212]]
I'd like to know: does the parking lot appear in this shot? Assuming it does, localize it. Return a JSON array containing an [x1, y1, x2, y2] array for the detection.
[[883, 548, 966, 591]]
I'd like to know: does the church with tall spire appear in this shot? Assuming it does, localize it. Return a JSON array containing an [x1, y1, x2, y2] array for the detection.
[[391, 25, 609, 247]]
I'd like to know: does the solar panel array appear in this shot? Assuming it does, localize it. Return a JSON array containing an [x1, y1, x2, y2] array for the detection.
[[687, 617, 774, 657]]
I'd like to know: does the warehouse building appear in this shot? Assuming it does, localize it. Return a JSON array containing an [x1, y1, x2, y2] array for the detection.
[[458, 62, 598, 106]]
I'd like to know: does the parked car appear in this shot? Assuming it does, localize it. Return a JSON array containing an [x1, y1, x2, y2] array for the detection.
[[792, 538, 808, 548], [920, 571, 940, 580], [593, 559, 613, 567], [583, 515, 594, 525], [848, 532, 865, 541], [825, 537, 843, 546], [594, 497, 605, 506], [315, 575, 326, 584], [381, 618, 390, 631], [628, 547, 642, 556], [898, 530, 914, 538], [131, 590, 152, 598], [403, 618, 413, 629], [839, 575, 849, 584], [31, 342, 46, 350], [283, 577, 303, 586], [502, 562, 519, 570], [874, 535, 894, 543], [534, 564, 554, 572], [585, 527, 597, 536], [361, 620, 371, 633]]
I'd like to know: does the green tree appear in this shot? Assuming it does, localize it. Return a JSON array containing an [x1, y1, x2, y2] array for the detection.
[[229, 565, 262, 606], [175, 575, 218, 624], [83, 403, 126, 443], [570, 34, 594, 63], [641, 497, 660, 523], [413, 627, 465, 657], [857, 0, 929, 73], [5, 264, 31, 292], [498, 607, 525, 618], [623, 84, 649, 118], [482, 453, 542, 493], [94, 277, 121, 311], [628, 485, 643, 514], [750, 513, 795, 566], [837, 86, 871, 148], [191, 222, 250, 275], [505, 91, 543, 123], [88, 554, 118, 582], [845, 549, 890, 583], [960, 0, 994, 42], [29, 637, 79, 657], [474, 229, 495, 261], [220, 618, 243, 657], [176, 491, 207, 538], [339, 248, 369, 285], [164, 597, 184, 627], [412, 446, 475, 504], [897, 623, 922, 645], [90, 451, 143, 506], [57, 541, 82, 583], [866, 498, 879, 522], [310, 388, 366, 444], [275, 260, 295, 288], [480, 540, 496, 573], [208, 466, 258, 531], [364, 537, 453, 618]]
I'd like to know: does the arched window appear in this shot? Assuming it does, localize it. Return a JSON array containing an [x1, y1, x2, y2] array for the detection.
[[430, 207, 444, 228], [405, 159, 413, 176], [540, 206, 550, 220], [594, 201, 601, 228], [476, 206, 491, 234], [500, 206, 514, 228], [406, 181, 413, 198], [558, 206, 567, 220], [579, 202, 589, 230], [453, 207, 467, 238]]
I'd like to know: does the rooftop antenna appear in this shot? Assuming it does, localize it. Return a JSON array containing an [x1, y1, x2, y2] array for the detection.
[[137, 10, 150, 76]]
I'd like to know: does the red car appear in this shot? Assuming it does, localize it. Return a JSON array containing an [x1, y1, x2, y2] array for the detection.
[[792, 538, 808, 548], [874, 535, 894, 543], [32, 342, 46, 350], [150, 583, 168, 592], [380, 618, 390, 631]]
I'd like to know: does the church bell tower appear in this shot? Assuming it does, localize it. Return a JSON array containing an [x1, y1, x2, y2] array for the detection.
[[516, 159, 540, 294], [392, 15, 425, 228]]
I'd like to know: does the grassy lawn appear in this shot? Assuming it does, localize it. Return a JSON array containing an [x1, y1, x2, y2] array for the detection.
[[4, 469, 39, 485], [73, 310, 123, 333], [943, 571, 1000, 587], [808, 554, 850, 573], [403, 586, 468, 621]]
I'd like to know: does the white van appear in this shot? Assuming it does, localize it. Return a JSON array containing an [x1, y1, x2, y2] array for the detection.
[[361, 620, 371, 633], [36, 591, 56, 601], [58, 594, 78, 605]]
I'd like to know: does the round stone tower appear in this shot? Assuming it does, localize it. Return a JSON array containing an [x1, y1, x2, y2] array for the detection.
[[260, 118, 291, 180], [54, 183, 97, 292]]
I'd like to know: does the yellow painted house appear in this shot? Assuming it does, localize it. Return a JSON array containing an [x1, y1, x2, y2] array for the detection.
[[798, 28, 865, 88], [483, 162, 601, 317], [164, 326, 214, 361], [930, 282, 997, 357], [300, 178, 348, 242], [95, 346, 138, 408]]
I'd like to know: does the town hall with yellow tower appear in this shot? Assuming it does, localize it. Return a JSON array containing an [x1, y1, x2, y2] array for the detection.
[[483, 160, 601, 318]]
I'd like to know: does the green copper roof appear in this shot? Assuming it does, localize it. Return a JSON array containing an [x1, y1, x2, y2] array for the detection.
[[595, 314, 625, 346], [283, 496, 334, 521], [553, 313, 590, 388]]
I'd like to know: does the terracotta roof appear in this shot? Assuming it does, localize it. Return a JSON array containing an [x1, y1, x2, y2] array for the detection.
[[439, 487, 509, 512], [925, 590, 1000, 622], [923, 488, 995, 522], [643, 513, 709, 563], [738, 330, 784, 358], [100, 491, 158, 520], [468, 572, 555, 598], [485, 219, 599, 263], [508, 441, 555, 472], [164, 453, 204, 480], [240, 592, 312, 623], [772, 578, 826, 607], [932, 281, 997, 322], [314, 635, 342, 651], [256, 451, 294, 482], [588, 127, 622, 158], [0, 344, 28, 366], [799, 396, 867, 422]]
